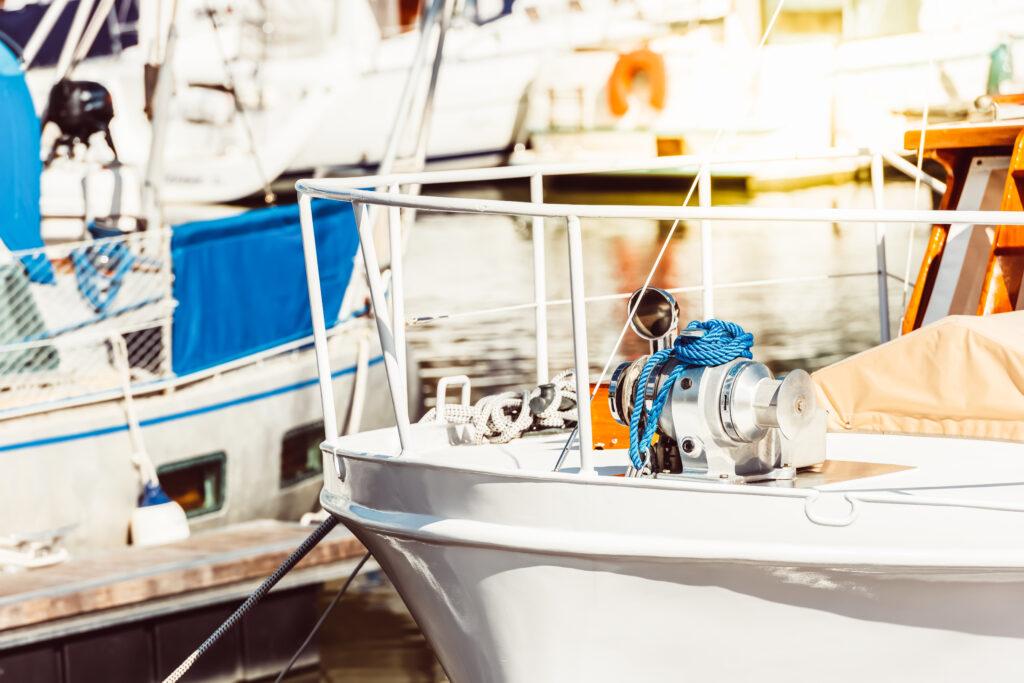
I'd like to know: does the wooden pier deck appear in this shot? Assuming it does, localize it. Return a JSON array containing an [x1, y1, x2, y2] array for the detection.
[[0, 520, 368, 681]]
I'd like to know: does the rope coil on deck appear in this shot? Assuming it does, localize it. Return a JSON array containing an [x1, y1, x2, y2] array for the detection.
[[420, 369, 577, 444]]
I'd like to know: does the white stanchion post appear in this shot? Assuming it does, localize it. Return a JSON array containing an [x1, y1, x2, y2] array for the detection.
[[388, 185, 407, 385], [531, 174, 549, 385], [699, 165, 714, 320], [353, 203, 413, 454], [565, 216, 593, 476], [298, 194, 339, 440]]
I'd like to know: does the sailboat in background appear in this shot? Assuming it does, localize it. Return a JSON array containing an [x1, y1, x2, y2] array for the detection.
[[0, 6, 406, 563], [3, 0, 724, 210]]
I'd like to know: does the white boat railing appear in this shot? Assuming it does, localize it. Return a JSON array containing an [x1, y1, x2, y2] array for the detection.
[[296, 148, 993, 475]]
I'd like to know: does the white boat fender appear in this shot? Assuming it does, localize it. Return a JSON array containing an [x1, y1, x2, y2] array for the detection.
[[110, 331, 191, 547], [130, 480, 190, 548]]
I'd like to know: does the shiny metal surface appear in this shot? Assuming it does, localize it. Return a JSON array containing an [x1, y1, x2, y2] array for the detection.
[[720, 360, 772, 443], [608, 357, 647, 426], [626, 287, 679, 352], [775, 369, 817, 439]]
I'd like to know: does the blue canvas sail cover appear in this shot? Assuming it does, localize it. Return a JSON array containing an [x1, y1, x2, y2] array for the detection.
[[0, 39, 54, 284], [171, 200, 359, 376]]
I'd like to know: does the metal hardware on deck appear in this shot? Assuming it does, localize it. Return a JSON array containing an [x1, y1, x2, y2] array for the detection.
[[803, 491, 860, 527], [435, 375, 471, 423], [608, 290, 824, 483], [295, 146, 1024, 476], [626, 287, 680, 353]]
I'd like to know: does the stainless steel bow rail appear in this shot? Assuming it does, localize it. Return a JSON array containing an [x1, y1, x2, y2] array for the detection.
[[293, 148, 1018, 478]]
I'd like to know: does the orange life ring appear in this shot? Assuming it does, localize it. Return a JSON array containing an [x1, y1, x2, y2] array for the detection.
[[607, 48, 667, 117]]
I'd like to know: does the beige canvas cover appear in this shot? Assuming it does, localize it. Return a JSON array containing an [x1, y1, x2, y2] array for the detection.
[[812, 312, 1024, 441]]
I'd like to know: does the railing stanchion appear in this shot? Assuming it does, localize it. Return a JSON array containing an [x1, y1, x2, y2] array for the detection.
[[388, 185, 407, 386], [565, 215, 593, 476], [530, 174, 549, 385], [699, 164, 714, 319], [353, 202, 413, 454], [871, 152, 892, 343], [298, 193, 339, 440]]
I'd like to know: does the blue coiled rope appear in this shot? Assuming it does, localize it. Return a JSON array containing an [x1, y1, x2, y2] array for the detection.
[[628, 319, 754, 470]]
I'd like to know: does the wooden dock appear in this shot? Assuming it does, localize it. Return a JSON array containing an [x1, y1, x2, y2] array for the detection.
[[0, 519, 368, 682]]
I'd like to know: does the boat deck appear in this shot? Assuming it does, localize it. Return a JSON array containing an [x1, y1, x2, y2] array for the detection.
[[330, 423, 1024, 501]]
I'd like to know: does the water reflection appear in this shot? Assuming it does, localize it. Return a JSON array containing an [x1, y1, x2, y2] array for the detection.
[[297, 570, 447, 682], [405, 177, 930, 408]]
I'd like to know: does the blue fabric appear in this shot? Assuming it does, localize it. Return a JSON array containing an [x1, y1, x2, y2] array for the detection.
[[171, 200, 359, 376], [0, 42, 54, 284]]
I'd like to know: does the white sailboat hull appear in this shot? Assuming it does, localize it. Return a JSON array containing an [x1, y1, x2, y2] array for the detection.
[[0, 325, 393, 553], [324, 427, 1024, 682]]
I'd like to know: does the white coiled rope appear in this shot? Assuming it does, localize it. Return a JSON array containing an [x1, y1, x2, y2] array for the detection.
[[419, 369, 577, 444]]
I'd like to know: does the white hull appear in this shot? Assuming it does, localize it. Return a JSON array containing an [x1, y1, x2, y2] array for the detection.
[[324, 426, 1024, 681]]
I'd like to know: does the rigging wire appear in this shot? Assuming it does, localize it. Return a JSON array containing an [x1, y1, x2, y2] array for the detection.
[[161, 517, 339, 683], [586, 0, 788, 411], [273, 552, 372, 683], [407, 271, 876, 325]]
